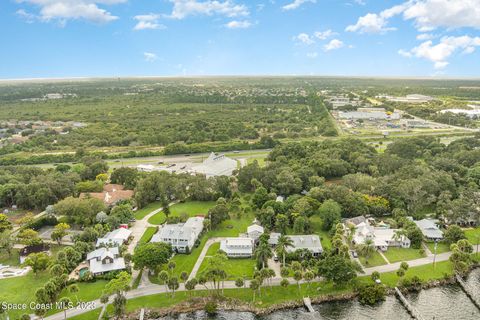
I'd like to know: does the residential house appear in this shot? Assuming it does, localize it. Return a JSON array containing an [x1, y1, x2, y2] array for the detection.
[[287, 235, 323, 257], [150, 216, 204, 253], [348, 219, 410, 251], [96, 228, 132, 248], [415, 219, 444, 241], [246, 223, 264, 242], [220, 237, 254, 258], [86, 247, 126, 276]]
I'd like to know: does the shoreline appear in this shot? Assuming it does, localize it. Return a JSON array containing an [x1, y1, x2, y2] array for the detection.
[[135, 274, 464, 319]]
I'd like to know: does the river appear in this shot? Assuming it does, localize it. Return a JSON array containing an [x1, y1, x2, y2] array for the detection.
[[157, 269, 480, 320]]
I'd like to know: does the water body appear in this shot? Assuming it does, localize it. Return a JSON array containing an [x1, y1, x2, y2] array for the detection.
[[158, 269, 480, 320]]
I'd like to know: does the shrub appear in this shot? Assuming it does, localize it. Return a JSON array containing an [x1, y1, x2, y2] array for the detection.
[[357, 284, 386, 305], [204, 301, 218, 315]]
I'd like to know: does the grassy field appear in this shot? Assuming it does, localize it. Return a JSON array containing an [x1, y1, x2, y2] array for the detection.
[[383, 247, 426, 263], [138, 227, 158, 245], [358, 251, 388, 267], [134, 201, 163, 219], [426, 241, 451, 254], [147, 201, 215, 225], [0, 269, 107, 319], [197, 243, 256, 280], [465, 227, 480, 245], [69, 308, 102, 320]]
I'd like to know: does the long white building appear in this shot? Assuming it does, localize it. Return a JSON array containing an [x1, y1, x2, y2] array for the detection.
[[191, 153, 238, 178], [220, 237, 254, 258]]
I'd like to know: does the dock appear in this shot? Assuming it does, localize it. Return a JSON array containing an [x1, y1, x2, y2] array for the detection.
[[456, 274, 480, 310], [139, 308, 145, 320], [303, 297, 315, 313], [394, 287, 425, 320]]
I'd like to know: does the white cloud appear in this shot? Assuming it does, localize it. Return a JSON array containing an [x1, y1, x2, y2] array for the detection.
[[345, 4, 406, 34], [306, 52, 318, 58], [294, 33, 315, 45], [16, 0, 126, 24], [144, 52, 158, 62], [403, 0, 480, 32], [282, 0, 316, 11], [399, 35, 480, 69], [168, 0, 249, 19], [133, 14, 165, 30], [354, 0, 366, 5], [347, 0, 480, 34], [324, 39, 344, 51], [314, 29, 337, 40], [16, 9, 36, 23], [225, 20, 251, 28]]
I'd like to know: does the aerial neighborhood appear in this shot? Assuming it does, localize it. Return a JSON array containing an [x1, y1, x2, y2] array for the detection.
[[0, 78, 479, 320]]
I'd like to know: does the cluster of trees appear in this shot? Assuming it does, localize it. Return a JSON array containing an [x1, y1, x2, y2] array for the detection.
[[0, 156, 109, 211], [238, 136, 480, 230]]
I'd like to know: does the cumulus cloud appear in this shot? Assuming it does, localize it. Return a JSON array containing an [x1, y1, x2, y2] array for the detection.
[[314, 29, 337, 40], [225, 20, 251, 28], [294, 33, 315, 45], [16, 0, 126, 24], [416, 33, 435, 40], [133, 14, 165, 30], [347, 0, 480, 34], [168, 0, 249, 19], [282, 0, 316, 11], [345, 3, 406, 33], [144, 52, 158, 62], [403, 0, 480, 32], [323, 39, 344, 51], [399, 35, 480, 69]]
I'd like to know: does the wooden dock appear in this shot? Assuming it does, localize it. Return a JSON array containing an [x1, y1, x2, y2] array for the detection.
[[139, 308, 145, 320], [394, 287, 425, 320], [456, 274, 480, 310], [303, 297, 315, 313]]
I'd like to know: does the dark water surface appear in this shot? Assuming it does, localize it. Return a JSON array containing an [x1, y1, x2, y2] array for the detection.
[[159, 269, 480, 320]]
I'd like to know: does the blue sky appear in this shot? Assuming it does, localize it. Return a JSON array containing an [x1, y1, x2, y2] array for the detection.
[[1, 0, 480, 79]]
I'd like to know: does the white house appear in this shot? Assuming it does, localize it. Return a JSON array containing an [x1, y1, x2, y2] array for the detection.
[[191, 153, 238, 178], [151, 216, 204, 253], [287, 235, 323, 257], [96, 228, 132, 248], [246, 223, 264, 242], [415, 219, 444, 240], [86, 247, 126, 276], [220, 237, 254, 258], [348, 218, 410, 251]]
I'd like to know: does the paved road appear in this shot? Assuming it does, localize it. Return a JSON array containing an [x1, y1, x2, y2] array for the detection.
[[187, 237, 226, 281]]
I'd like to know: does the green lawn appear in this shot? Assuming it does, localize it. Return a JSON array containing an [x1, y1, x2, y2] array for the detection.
[[147, 201, 215, 225], [426, 241, 451, 254], [0, 268, 107, 319], [465, 227, 480, 245], [198, 242, 256, 280], [138, 227, 158, 245], [383, 247, 426, 263], [134, 201, 163, 220], [69, 308, 102, 320], [358, 251, 388, 267]]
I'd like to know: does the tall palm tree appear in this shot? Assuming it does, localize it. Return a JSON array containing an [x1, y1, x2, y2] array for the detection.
[[254, 241, 273, 269], [347, 224, 357, 246], [393, 229, 407, 243], [275, 235, 294, 267]]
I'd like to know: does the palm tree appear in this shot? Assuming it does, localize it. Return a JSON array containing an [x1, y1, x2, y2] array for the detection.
[[254, 241, 273, 269], [393, 229, 407, 244], [158, 270, 169, 293], [347, 224, 356, 246], [275, 235, 294, 267], [357, 239, 375, 259], [250, 279, 259, 302], [68, 284, 79, 304]]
